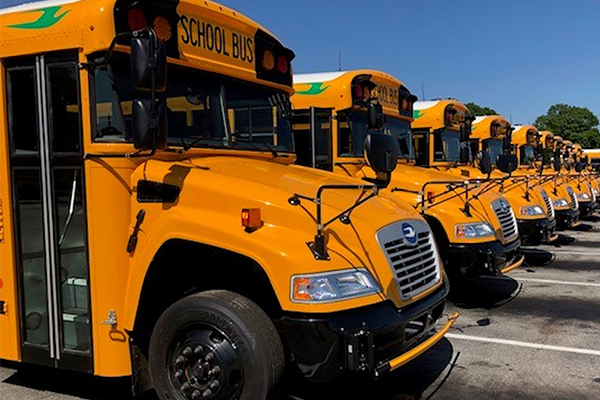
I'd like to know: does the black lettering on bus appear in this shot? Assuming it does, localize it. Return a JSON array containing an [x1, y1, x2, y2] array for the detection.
[[215, 26, 222, 54], [232, 33, 239, 59], [197, 20, 205, 48], [222, 29, 230, 56], [246, 38, 253, 63], [190, 18, 197, 46], [206, 23, 214, 51], [180, 15, 189, 44]]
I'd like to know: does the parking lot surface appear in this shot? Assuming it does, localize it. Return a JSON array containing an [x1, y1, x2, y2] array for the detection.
[[1, 218, 599, 400]]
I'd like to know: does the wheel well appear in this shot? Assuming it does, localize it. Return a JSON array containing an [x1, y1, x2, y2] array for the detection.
[[131, 239, 283, 354], [423, 215, 450, 262]]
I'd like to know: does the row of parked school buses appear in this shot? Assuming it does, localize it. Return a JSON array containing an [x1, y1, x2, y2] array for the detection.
[[0, 1, 599, 399]]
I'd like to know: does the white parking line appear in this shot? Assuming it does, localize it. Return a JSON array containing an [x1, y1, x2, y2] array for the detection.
[[515, 277, 600, 287], [550, 251, 600, 256], [446, 333, 600, 356]]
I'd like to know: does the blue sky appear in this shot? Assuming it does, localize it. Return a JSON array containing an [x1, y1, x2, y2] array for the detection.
[[2, 0, 600, 124]]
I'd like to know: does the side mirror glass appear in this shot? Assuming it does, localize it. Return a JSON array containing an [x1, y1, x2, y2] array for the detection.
[[459, 146, 470, 164], [497, 154, 518, 174], [459, 124, 470, 142], [132, 98, 168, 150], [364, 132, 399, 174], [478, 151, 492, 175], [131, 36, 166, 92], [367, 103, 383, 130]]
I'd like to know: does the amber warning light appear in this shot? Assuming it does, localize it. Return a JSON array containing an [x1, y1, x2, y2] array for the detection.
[[241, 208, 262, 231]]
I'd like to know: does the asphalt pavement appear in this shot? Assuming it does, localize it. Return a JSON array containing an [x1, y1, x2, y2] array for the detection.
[[1, 217, 599, 400]]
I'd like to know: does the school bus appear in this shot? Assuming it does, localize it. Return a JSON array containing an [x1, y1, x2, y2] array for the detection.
[[574, 144, 600, 209], [559, 139, 596, 216], [291, 72, 523, 283], [0, 1, 457, 397], [535, 131, 581, 229], [465, 116, 556, 244]]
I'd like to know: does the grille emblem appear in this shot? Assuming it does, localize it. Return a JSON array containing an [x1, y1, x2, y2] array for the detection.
[[401, 222, 418, 246]]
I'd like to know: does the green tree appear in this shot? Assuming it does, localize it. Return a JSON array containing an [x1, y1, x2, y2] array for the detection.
[[535, 103, 600, 148], [465, 102, 497, 116]]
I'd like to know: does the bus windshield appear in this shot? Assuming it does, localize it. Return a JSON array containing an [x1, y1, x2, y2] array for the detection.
[[338, 111, 413, 159], [91, 53, 294, 153], [433, 129, 461, 162], [483, 139, 504, 165]]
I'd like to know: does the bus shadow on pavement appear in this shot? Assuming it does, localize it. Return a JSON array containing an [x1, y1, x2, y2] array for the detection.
[[448, 276, 520, 309], [285, 338, 455, 400], [0, 361, 155, 400], [521, 248, 556, 266]]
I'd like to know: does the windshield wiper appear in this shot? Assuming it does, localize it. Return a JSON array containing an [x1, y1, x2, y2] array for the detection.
[[178, 135, 224, 153], [230, 135, 280, 158]]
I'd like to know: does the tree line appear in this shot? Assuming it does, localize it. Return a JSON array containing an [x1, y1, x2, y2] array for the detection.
[[465, 102, 600, 148]]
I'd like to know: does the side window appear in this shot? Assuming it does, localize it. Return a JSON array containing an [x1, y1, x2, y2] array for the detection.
[[412, 130, 428, 166], [292, 109, 312, 167], [48, 63, 82, 153], [291, 109, 332, 170]]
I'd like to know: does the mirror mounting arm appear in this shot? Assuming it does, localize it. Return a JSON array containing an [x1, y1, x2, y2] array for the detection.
[[289, 184, 378, 260]]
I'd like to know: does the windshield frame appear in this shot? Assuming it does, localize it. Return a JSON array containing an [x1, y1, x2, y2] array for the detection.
[[88, 51, 295, 154]]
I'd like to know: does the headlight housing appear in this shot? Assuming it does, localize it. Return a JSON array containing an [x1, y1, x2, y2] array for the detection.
[[291, 269, 380, 303], [553, 198, 569, 208], [455, 222, 495, 238], [519, 205, 545, 216], [577, 193, 590, 201]]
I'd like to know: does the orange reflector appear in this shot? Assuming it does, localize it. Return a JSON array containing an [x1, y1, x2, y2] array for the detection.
[[0, 278, 3, 289], [292, 277, 312, 300], [427, 191, 435, 204], [153, 16, 172, 42], [261, 50, 275, 71], [241, 208, 261, 229]]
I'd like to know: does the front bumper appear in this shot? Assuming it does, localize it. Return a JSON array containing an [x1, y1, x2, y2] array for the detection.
[[579, 200, 597, 217], [281, 282, 453, 383], [555, 208, 580, 230], [447, 237, 521, 278], [517, 217, 556, 245]]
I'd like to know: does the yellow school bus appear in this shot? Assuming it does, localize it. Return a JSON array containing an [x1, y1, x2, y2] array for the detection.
[[537, 131, 581, 228], [574, 144, 600, 209], [558, 139, 596, 216], [464, 115, 556, 244], [292, 71, 523, 283], [0, 1, 456, 397]]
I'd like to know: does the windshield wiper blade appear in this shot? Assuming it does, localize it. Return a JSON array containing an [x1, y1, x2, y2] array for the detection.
[[178, 135, 223, 153], [231, 135, 279, 158]]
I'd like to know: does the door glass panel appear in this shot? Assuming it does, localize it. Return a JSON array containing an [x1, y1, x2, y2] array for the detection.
[[48, 64, 82, 153], [54, 168, 90, 352], [313, 110, 332, 171], [14, 169, 49, 347], [8, 68, 38, 154]]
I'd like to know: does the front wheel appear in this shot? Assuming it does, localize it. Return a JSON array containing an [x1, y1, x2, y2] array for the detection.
[[149, 290, 285, 400]]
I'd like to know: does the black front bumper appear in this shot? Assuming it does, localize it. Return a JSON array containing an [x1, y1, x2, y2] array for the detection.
[[555, 208, 580, 230], [579, 200, 598, 217], [281, 282, 449, 383], [446, 238, 521, 279], [517, 217, 556, 245]]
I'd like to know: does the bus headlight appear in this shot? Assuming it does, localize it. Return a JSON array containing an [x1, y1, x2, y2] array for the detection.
[[455, 222, 495, 238], [553, 198, 569, 208], [577, 193, 590, 201], [291, 269, 380, 303], [520, 205, 545, 216]]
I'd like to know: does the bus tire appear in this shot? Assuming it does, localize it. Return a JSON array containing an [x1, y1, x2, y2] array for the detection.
[[148, 290, 285, 400]]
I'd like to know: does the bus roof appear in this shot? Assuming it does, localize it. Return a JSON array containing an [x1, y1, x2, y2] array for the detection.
[[471, 115, 512, 140], [412, 99, 471, 131], [511, 124, 539, 146], [292, 69, 412, 117]]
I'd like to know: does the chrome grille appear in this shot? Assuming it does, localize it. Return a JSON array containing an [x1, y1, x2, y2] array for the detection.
[[541, 190, 555, 221], [377, 220, 441, 300], [492, 198, 518, 241], [567, 186, 579, 211], [588, 183, 597, 203]]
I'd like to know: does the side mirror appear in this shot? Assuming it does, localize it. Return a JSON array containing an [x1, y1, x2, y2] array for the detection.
[[132, 98, 168, 150], [367, 103, 383, 130], [478, 151, 492, 175], [459, 124, 470, 142], [364, 132, 399, 174], [553, 151, 562, 171], [575, 162, 585, 173], [131, 36, 167, 92], [497, 154, 518, 174], [459, 146, 470, 164]]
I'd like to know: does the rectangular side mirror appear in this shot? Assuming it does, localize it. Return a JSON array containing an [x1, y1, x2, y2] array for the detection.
[[132, 98, 168, 150], [459, 124, 470, 142], [131, 36, 166, 92], [497, 154, 518, 174], [367, 103, 383, 130], [460, 146, 470, 164]]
